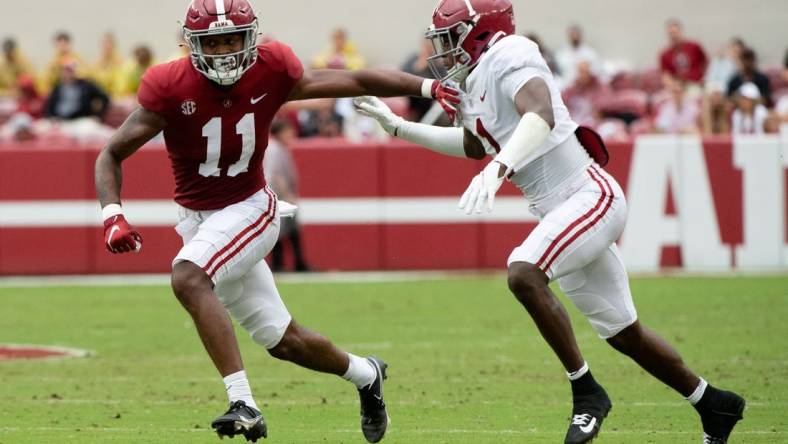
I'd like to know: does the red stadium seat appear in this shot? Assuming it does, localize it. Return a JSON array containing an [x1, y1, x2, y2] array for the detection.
[[638, 67, 664, 94], [598, 89, 649, 118], [610, 71, 637, 91], [764, 66, 787, 91]]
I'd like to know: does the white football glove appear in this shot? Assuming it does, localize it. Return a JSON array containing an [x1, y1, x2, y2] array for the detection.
[[352, 96, 404, 136], [458, 161, 507, 214]]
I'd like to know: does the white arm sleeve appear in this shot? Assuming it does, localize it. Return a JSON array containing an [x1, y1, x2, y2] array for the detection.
[[493, 112, 552, 173], [396, 121, 466, 158]]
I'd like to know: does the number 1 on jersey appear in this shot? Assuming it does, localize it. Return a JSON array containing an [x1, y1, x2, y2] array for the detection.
[[199, 113, 256, 177]]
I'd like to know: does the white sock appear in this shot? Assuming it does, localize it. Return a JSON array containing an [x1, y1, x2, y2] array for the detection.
[[342, 354, 376, 388], [686, 377, 708, 405], [566, 361, 590, 381], [223, 370, 259, 410]]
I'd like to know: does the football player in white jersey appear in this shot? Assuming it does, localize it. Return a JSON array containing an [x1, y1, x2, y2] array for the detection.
[[355, 1, 745, 443]]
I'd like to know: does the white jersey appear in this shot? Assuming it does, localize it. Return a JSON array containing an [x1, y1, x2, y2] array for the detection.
[[459, 35, 588, 203]]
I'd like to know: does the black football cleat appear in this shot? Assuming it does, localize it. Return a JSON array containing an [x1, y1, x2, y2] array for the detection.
[[357, 356, 390, 443], [211, 400, 267, 442], [564, 387, 612, 444], [696, 386, 745, 443]]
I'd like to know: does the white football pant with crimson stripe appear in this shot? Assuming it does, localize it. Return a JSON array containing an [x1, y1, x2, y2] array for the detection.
[[173, 187, 292, 349], [508, 159, 637, 339]]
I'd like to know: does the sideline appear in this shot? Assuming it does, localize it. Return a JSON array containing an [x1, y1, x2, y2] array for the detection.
[[0, 270, 786, 288]]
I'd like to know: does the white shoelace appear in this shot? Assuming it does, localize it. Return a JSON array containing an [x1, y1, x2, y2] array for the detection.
[[572, 413, 593, 426]]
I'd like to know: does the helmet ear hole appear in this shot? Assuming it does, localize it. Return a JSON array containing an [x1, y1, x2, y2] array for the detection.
[[475, 31, 491, 41]]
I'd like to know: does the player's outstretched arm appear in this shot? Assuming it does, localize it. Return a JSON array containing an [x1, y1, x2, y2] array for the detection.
[[95, 108, 166, 254], [290, 69, 460, 120], [353, 96, 484, 159]]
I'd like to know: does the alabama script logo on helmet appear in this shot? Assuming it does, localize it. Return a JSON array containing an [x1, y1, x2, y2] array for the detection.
[[183, 0, 259, 86], [426, 0, 515, 83]]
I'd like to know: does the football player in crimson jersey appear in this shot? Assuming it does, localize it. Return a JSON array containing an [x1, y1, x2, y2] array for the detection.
[[356, 0, 745, 443], [94, 0, 458, 442]]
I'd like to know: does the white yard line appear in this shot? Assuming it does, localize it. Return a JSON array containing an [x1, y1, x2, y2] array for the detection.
[[1, 270, 786, 288], [0, 271, 501, 288]]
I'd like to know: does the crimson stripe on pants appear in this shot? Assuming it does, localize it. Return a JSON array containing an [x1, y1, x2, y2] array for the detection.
[[207, 188, 277, 278], [540, 166, 614, 272], [202, 188, 275, 274], [534, 168, 609, 272]]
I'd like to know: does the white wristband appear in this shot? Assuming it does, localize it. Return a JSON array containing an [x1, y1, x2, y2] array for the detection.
[[421, 79, 434, 98], [102, 203, 124, 220]]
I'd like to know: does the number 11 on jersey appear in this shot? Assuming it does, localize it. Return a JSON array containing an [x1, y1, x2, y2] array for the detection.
[[199, 113, 256, 177]]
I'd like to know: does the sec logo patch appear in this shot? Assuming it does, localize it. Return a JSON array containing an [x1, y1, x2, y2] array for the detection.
[[181, 100, 197, 115]]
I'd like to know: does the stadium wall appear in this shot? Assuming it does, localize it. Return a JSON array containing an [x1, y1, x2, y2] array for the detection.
[[0, 136, 786, 275], [4, 1, 787, 70]]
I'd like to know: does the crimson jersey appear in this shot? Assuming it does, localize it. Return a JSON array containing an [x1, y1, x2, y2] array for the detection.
[[138, 41, 304, 210]]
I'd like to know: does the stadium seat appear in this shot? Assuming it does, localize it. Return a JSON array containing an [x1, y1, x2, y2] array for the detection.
[[638, 67, 665, 94], [598, 89, 650, 120], [610, 71, 638, 91]]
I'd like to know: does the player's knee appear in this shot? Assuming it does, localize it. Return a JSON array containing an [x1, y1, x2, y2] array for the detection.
[[170, 261, 212, 312], [507, 262, 548, 304], [267, 322, 305, 362], [606, 321, 643, 355]]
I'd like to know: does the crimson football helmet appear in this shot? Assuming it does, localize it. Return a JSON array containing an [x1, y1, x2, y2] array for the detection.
[[426, 0, 515, 83], [183, 0, 259, 85]]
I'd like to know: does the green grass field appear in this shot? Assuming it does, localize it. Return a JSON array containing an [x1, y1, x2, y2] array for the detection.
[[0, 275, 786, 443]]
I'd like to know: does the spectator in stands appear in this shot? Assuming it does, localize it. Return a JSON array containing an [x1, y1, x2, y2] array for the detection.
[[705, 39, 741, 92], [731, 82, 768, 135], [561, 61, 609, 127], [525, 33, 560, 76], [91, 32, 125, 98], [44, 60, 109, 121], [776, 49, 788, 127], [312, 28, 365, 70], [401, 39, 436, 120], [701, 82, 730, 135], [555, 25, 602, 88], [264, 120, 311, 272], [42, 31, 87, 92], [15, 74, 44, 119], [727, 47, 772, 108], [121, 45, 155, 96], [654, 80, 700, 134], [659, 19, 707, 93], [0, 38, 35, 97]]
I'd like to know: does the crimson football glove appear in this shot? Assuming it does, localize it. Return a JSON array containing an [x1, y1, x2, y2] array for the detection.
[[102, 205, 142, 254], [423, 79, 461, 122]]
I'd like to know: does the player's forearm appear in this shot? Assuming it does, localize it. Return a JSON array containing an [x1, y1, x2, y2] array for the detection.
[[95, 149, 124, 208], [293, 69, 429, 100], [94, 108, 166, 208], [349, 69, 426, 98], [395, 122, 466, 158]]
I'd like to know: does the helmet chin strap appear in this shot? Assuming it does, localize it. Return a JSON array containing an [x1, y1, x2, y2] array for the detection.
[[487, 31, 508, 49]]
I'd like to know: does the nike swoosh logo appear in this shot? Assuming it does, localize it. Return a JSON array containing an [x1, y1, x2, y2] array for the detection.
[[480, 91, 487, 101], [251, 93, 268, 105], [107, 225, 120, 247], [579, 417, 597, 434]]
